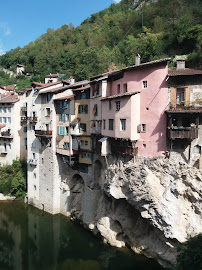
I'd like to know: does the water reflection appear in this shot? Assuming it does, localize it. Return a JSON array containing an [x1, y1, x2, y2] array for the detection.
[[0, 201, 164, 270]]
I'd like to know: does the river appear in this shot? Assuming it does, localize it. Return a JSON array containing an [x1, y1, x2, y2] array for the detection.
[[0, 201, 165, 270]]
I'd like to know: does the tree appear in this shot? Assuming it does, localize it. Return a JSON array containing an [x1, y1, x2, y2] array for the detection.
[[173, 234, 202, 270]]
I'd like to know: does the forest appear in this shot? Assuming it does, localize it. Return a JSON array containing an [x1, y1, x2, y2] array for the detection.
[[0, 0, 202, 86]]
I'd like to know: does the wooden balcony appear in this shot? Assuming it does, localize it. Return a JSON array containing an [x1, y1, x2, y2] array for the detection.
[[0, 132, 13, 139], [56, 147, 71, 156], [35, 130, 52, 137], [167, 127, 198, 140]]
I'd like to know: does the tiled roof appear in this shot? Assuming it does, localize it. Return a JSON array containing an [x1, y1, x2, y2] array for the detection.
[[70, 118, 80, 126], [72, 85, 90, 91], [101, 91, 140, 101], [39, 85, 69, 94], [168, 68, 202, 76], [45, 73, 59, 78], [1, 92, 14, 98], [5, 85, 16, 91], [0, 124, 6, 129], [54, 95, 74, 100], [0, 94, 19, 103], [32, 82, 46, 87]]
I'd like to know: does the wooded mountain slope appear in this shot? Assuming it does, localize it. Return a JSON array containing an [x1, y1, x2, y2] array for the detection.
[[0, 0, 202, 82]]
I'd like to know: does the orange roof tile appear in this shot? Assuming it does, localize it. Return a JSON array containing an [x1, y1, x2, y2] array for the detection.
[[0, 94, 19, 103], [168, 68, 202, 76]]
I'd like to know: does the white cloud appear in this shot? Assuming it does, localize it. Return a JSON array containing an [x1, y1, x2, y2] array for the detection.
[[0, 40, 5, 55], [0, 22, 11, 36]]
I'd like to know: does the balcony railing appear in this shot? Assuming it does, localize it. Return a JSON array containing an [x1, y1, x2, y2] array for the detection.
[[29, 117, 38, 122], [167, 127, 198, 140], [0, 132, 13, 139], [21, 107, 27, 112], [21, 116, 28, 122], [35, 130, 52, 137], [28, 159, 37, 166], [0, 149, 8, 154]]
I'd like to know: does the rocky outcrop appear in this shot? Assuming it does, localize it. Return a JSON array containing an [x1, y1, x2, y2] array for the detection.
[[59, 155, 202, 267]]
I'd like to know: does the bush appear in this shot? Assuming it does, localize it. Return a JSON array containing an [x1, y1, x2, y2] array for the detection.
[[0, 159, 27, 200]]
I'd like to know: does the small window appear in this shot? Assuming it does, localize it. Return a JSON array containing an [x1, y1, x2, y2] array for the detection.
[[143, 81, 148, 88], [117, 84, 120, 94], [81, 92, 86, 99], [78, 105, 88, 114], [116, 101, 120, 111], [194, 145, 201, 154], [103, 119, 106, 130], [109, 119, 114, 130], [80, 140, 84, 146], [7, 117, 11, 123], [24, 126, 27, 133], [63, 142, 70, 150], [34, 173, 36, 178], [7, 107, 11, 113], [143, 144, 146, 148], [80, 123, 86, 133], [3, 107, 7, 113], [3, 117, 7, 123], [0, 117, 2, 123], [0, 108, 2, 113], [176, 88, 185, 105], [123, 83, 127, 93], [120, 119, 126, 131], [85, 140, 88, 146], [141, 124, 146, 132], [46, 108, 51, 117], [47, 94, 51, 102], [109, 100, 112, 110]]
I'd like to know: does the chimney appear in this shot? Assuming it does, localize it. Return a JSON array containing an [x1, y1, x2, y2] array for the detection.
[[69, 76, 75, 85], [135, 54, 141, 66], [176, 60, 185, 70]]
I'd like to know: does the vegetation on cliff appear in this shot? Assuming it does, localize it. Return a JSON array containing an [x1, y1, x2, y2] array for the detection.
[[0, 159, 27, 200], [173, 234, 202, 270], [0, 0, 201, 83]]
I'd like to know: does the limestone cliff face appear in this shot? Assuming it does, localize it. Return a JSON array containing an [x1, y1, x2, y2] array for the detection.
[[61, 155, 202, 267]]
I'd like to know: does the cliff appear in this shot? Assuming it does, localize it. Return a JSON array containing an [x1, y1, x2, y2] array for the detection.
[[67, 155, 202, 267]]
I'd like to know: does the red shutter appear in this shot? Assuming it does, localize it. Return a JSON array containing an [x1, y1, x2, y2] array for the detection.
[[137, 124, 141, 133], [92, 104, 97, 115]]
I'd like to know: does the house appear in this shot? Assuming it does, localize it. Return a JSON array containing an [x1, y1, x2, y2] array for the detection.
[[44, 74, 60, 84], [166, 59, 202, 167], [101, 58, 170, 157]]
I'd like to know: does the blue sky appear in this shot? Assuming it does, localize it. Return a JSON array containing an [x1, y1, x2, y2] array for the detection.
[[0, 0, 121, 54]]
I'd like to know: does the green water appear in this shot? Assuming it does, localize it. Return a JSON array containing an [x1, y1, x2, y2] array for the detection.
[[0, 201, 165, 270]]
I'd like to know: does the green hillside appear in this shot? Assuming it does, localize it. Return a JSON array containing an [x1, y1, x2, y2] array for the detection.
[[0, 0, 202, 83]]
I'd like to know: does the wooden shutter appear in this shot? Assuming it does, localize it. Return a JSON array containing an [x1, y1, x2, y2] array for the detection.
[[185, 87, 190, 106], [170, 88, 176, 107]]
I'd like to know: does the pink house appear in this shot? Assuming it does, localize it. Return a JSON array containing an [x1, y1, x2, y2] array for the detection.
[[101, 58, 170, 157]]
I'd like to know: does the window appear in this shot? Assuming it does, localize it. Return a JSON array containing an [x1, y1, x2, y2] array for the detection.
[[109, 100, 112, 110], [80, 123, 86, 133], [0, 107, 2, 113], [59, 114, 68, 122], [0, 117, 2, 123], [143, 81, 148, 88], [47, 94, 51, 102], [31, 141, 36, 148], [24, 126, 27, 133], [24, 138, 27, 146], [85, 140, 88, 146], [46, 108, 51, 117], [7, 107, 11, 113], [81, 92, 86, 99], [117, 84, 120, 94], [63, 101, 68, 108], [81, 153, 87, 159], [176, 88, 185, 105], [3, 117, 7, 123], [3, 107, 7, 113], [31, 125, 35, 131], [109, 119, 114, 130], [63, 142, 70, 150], [78, 105, 88, 114], [120, 119, 126, 131], [103, 119, 106, 130], [116, 101, 120, 111], [96, 85, 99, 95], [7, 117, 11, 123], [88, 153, 92, 160], [80, 140, 84, 146], [123, 83, 127, 93], [141, 124, 146, 132], [57, 126, 68, 135]]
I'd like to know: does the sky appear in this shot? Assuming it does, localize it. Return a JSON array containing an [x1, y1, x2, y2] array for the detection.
[[0, 0, 121, 55]]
